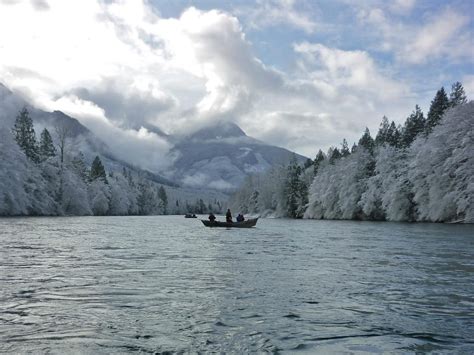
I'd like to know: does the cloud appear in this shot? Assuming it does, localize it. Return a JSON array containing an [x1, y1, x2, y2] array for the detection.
[[401, 9, 471, 64], [72, 77, 177, 128], [0, 0, 427, 162], [293, 42, 408, 100], [357, 6, 472, 65], [389, 0, 416, 15], [235, 0, 317, 33]]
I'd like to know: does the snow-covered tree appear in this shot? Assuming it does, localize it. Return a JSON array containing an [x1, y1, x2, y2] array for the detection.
[[39, 128, 56, 162], [90, 156, 108, 184], [358, 127, 375, 154], [426, 87, 449, 134], [402, 105, 425, 147], [449, 81, 467, 108], [157, 185, 168, 214], [12, 107, 39, 163], [410, 102, 473, 222]]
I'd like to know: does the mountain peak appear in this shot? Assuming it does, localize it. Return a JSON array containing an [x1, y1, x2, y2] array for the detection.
[[189, 121, 247, 141]]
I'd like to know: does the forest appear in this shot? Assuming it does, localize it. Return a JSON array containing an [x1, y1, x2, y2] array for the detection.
[[0, 109, 224, 216], [230, 82, 473, 223]]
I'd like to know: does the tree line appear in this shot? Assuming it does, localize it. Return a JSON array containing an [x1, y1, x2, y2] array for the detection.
[[230, 82, 473, 223], [0, 109, 224, 216]]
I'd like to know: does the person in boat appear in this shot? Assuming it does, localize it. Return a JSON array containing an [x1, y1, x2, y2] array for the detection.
[[208, 213, 216, 222], [226, 209, 233, 223], [236, 213, 245, 222]]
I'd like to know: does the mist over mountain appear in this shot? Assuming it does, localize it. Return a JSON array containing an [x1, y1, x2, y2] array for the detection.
[[167, 121, 308, 191], [0, 83, 307, 193]]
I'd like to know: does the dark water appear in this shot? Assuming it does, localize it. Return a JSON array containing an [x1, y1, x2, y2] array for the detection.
[[1, 216, 473, 354]]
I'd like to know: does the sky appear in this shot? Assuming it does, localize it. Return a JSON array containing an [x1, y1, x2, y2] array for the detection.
[[0, 0, 473, 164]]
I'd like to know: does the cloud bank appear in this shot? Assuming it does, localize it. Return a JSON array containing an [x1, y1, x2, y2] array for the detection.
[[0, 0, 471, 167]]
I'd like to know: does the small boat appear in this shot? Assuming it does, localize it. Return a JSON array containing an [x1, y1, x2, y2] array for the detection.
[[185, 213, 197, 218], [201, 218, 258, 228]]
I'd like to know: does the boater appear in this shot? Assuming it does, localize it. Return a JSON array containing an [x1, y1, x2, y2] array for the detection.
[[208, 213, 216, 222], [226, 209, 233, 223]]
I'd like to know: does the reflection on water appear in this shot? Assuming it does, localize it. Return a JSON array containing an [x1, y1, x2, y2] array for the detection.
[[1, 216, 473, 353]]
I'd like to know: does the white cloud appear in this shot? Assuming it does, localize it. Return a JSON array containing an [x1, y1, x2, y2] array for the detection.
[[0, 0, 417, 162], [358, 6, 472, 65], [235, 0, 317, 33], [390, 0, 416, 15], [401, 9, 471, 64]]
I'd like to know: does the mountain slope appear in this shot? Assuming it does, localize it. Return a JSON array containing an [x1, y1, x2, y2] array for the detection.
[[167, 121, 308, 191], [0, 83, 177, 187]]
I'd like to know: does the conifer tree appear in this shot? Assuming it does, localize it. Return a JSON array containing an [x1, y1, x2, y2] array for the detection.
[[449, 81, 467, 107], [375, 116, 390, 146], [72, 153, 90, 183], [341, 139, 350, 157], [387, 121, 402, 148], [39, 128, 56, 161], [351, 143, 357, 153], [426, 87, 449, 134], [329, 147, 342, 164], [285, 155, 306, 218], [12, 107, 39, 163], [157, 185, 168, 214], [401, 105, 425, 147], [313, 150, 325, 175], [90, 156, 108, 184], [358, 127, 375, 154]]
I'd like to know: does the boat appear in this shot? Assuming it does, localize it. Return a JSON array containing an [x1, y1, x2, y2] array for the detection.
[[185, 213, 197, 218], [201, 218, 258, 228]]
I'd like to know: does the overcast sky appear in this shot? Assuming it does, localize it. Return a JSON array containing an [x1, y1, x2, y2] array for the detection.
[[0, 0, 473, 159]]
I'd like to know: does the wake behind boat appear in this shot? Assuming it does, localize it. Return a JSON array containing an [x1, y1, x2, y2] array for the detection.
[[201, 218, 258, 228]]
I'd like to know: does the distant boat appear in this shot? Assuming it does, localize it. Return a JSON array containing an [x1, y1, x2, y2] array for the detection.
[[185, 213, 197, 218], [201, 218, 258, 228]]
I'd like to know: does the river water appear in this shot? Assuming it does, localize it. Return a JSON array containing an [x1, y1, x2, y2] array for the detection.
[[1, 216, 473, 353]]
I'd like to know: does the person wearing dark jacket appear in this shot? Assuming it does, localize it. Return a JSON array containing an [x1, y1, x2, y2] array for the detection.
[[208, 213, 216, 222], [236, 214, 244, 222], [226, 209, 233, 223]]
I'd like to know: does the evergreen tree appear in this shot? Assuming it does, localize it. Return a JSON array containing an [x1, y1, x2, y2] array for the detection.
[[198, 198, 206, 214], [157, 185, 168, 214], [313, 150, 325, 175], [387, 121, 402, 148], [449, 81, 467, 107], [12, 107, 39, 162], [358, 127, 375, 154], [90, 156, 108, 184], [426, 87, 449, 134], [341, 139, 350, 157], [375, 116, 390, 146], [71, 152, 90, 183], [401, 105, 425, 147], [285, 155, 306, 218], [329, 147, 342, 164], [39, 128, 56, 161]]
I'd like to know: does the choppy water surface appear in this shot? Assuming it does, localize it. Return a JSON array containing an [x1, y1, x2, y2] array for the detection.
[[1, 216, 473, 353]]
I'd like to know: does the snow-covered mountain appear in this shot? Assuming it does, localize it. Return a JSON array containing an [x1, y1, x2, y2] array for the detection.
[[166, 121, 308, 191], [1, 83, 308, 193], [0, 83, 176, 187]]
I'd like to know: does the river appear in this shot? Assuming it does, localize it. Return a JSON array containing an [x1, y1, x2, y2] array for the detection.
[[1, 216, 473, 353]]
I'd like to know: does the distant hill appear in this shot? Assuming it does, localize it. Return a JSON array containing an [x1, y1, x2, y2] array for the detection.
[[0, 83, 177, 187], [166, 121, 308, 191], [1, 83, 309, 193]]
